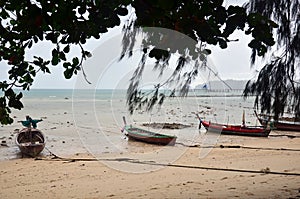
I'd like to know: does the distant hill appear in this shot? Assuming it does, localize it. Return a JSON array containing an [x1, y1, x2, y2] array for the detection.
[[194, 79, 248, 90]]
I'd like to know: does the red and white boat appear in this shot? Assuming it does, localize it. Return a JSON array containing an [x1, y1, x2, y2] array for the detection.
[[199, 119, 271, 137]]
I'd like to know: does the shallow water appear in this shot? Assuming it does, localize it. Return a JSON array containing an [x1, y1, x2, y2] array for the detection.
[[0, 89, 263, 161]]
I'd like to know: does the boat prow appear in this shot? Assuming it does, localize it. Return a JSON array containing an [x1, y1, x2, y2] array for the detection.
[[16, 128, 46, 157]]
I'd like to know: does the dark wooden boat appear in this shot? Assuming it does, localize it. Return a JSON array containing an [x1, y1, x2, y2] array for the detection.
[[124, 126, 177, 145], [254, 110, 300, 132], [273, 122, 300, 131], [15, 128, 46, 157], [199, 120, 270, 137]]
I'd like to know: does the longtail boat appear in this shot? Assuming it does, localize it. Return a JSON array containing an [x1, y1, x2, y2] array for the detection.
[[199, 119, 270, 137], [16, 116, 45, 157], [254, 110, 300, 132], [122, 117, 177, 146], [16, 128, 46, 157]]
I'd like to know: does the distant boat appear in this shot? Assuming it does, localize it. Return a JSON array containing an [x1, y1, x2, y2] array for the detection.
[[199, 119, 270, 137], [254, 110, 300, 132], [122, 117, 177, 146], [16, 128, 46, 157]]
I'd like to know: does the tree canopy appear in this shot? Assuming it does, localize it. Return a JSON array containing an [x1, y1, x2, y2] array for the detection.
[[243, 0, 300, 119], [0, 0, 277, 124]]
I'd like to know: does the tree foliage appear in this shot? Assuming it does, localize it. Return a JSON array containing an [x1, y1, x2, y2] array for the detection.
[[243, 0, 300, 119], [0, 0, 277, 124], [122, 0, 277, 114], [0, 0, 130, 124]]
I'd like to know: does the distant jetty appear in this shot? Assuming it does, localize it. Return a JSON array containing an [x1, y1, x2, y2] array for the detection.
[[194, 79, 248, 91]]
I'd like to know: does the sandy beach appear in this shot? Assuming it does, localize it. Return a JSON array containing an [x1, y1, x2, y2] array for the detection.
[[0, 137, 300, 198], [0, 90, 300, 198]]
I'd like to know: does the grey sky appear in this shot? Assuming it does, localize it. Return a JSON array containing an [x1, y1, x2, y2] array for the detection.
[[0, 0, 263, 89]]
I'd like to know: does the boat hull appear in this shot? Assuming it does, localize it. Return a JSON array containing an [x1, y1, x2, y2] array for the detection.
[[274, 122, 300, 131], [254, 110, 300, 132], [16, 128, 46, 157], [258, 119, 300, 131], [125, 126, 177, 146], [201, 120, 270, 137]]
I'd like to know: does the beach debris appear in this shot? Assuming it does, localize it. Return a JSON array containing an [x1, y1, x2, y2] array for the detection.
[[142, 122, 191, 129], [1, 140, 8, 147], [260, 167, 271, 173], [13, 129, 19, 134], [169, 109, 176, 115]]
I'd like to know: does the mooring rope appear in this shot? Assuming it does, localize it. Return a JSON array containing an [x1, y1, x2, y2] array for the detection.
[[39, 147, 300, 177], [175, 143, 300, 152], [269, 134, 300, 138]]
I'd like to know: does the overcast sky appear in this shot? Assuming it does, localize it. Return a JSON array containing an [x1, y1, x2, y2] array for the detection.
[[0, 0, 263, 89]]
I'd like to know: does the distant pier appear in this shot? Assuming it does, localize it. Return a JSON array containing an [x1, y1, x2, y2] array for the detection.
[[186, 89, 248, 97]]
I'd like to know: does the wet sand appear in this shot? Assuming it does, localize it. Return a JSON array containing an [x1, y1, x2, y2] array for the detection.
[[0, 135, 300, 199]]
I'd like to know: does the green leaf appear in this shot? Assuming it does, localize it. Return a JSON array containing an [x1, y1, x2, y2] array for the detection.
[[59, 52, 66, 61], [63, 62, 71, 68], [116, 7, 128, 16], [248, 39, 260, 48], [63, 45, 70, 53], [203, 49, 212, 55], [0, 105, 14, 124], [64, 69, 73, 79], [8, 98, 23, 110], [51, 56, 59, 65], [218, 39, 227, 49], [51, 49, 59, 65], [16, 92, 23, 99], [5, 88, 14, 97], [72, 57, 79, 66], [78, 6, 86, 15], [52, 49, 58, 57], [84, 51, 92, 58]]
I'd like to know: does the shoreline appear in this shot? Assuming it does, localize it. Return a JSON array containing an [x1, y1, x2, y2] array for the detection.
[[1, 131, 300, 198]]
